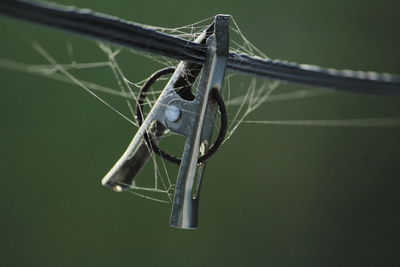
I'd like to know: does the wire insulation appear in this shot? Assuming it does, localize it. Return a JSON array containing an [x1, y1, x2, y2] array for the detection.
[[1, 0, 400, 95]]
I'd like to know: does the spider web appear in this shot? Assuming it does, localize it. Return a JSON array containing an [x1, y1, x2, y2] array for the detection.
[[0, 16, 399, 203]]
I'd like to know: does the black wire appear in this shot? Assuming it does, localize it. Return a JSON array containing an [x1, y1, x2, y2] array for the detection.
[[0, 0, 400, 95], [136, 68, 228, 165], [0, 0, 205, 66]]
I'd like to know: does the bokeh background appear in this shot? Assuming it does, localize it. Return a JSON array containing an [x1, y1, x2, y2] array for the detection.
[[1, 0, 399, 266]]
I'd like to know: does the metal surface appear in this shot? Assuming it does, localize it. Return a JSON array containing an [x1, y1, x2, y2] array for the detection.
[[101, 15, 230, 229], [101, 25, 213, 191], [165, 105, 181, 122], [169, 15, 230, 229]]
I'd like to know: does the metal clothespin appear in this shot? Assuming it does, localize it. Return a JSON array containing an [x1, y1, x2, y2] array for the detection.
[[102, 15, 230, 229]]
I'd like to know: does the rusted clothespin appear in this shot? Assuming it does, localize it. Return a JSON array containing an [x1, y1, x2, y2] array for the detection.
[[102, 15, 230, 229]]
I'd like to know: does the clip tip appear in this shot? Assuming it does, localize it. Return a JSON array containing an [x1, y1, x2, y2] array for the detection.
[[101, 176, 109, 186], [101, 176, 125, 192], [170, 222, 198, 230]]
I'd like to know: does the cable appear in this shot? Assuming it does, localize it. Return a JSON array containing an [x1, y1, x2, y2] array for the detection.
[[0, 0, 400, 95]]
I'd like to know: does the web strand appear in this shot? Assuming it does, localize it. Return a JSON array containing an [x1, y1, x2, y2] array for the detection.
[[0, 13, 399, 203], [1, 0, 399, 95]]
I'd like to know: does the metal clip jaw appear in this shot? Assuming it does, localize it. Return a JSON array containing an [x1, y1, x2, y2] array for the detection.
[[102, 15, 230, 229], [170, 15, 230, 229]]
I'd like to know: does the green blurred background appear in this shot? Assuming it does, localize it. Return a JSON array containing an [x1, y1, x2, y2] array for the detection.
[[1, 0, 400, 266]]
